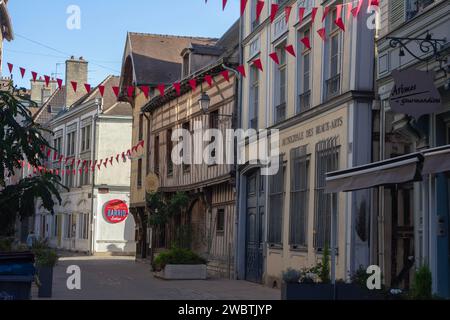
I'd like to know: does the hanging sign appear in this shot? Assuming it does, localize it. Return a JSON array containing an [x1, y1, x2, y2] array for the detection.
[[104, 199, 129, 224], [389, 69, 443, 119]]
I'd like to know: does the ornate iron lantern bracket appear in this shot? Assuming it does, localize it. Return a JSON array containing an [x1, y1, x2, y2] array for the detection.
[[387, 32, 447, 63]]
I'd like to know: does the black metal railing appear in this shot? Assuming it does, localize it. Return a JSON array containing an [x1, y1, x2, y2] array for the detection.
[[275, 102, 286, 124], [297, 90, 311, 113], [325, 75, 340, 100]]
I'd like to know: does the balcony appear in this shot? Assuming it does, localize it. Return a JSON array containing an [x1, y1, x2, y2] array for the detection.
[[297, 90, 311, 113], [275, 102, 286, 124], [325, 75, 340, 100]]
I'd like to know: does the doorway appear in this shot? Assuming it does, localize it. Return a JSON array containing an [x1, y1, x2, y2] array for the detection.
[[245, 170, 265, 283]]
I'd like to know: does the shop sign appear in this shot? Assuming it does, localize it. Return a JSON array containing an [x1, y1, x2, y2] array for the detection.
[[104, 199, 129, 224], [390, 69, 443, 119]]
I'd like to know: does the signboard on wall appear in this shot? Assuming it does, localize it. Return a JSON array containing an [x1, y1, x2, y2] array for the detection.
[[104, 199, 129, 224], [390, 69, 443, 119]]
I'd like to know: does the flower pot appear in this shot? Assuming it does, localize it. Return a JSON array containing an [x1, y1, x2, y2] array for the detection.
[[37, 266, 54, 298], [281, 283, 334, 300]]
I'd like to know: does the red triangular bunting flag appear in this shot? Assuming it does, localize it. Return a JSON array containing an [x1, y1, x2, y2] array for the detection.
[[189, 79, 197, 92], [222, 0, 227, 10], [84, 83, 91, 93], [44, 75, 50, 87], [20, 67, 26, 78], [173, 82, 181, 96], [116, 154, 120, 163], [46, 149, 51, 158], [141, 86, 149, 99], [157, 84, 165, 97], [221, 70, 230, 82], [370, 0, 379, 7], [352, 0, 363, 17], [285, 6, 292, 23], [285, 45, 296, 57], [236, 65, 246, 78], [253, 58, 263, 72], [53, 151, 58, 161], [112, 86, 120, 97], [7, 63, 13, 74], [317, 28, 326, 41], [270, 4, 279, 23], [139, 140, 145, 148], [58, 155, 64, 164], [71, 81, 78, 92], [322, 6, 330, 22], [269, 52, 280, 65], [240, 0, 248, 16], [300, 36, 311, 50], [132, 146, 138, 153], [256, 0, 265, 21], [311, 7, 318, 24], [127, 86, 134, 98], [299, 7, 305, 25], [204, 75, 213, 87], [127, 150, 132, 157], [57, 78, 63, 89], [335, 18, 345, 32], [31, 71, 38, 82], [99, 85, 105, 97]]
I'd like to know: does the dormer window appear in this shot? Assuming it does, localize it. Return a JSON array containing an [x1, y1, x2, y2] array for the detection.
[[182, 53, 190, 78]]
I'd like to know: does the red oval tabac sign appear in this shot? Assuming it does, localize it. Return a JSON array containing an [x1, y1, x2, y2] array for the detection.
[[104, 200, 129, 224]]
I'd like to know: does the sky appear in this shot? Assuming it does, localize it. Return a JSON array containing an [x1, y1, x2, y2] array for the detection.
[[3, 0, 240, 89]]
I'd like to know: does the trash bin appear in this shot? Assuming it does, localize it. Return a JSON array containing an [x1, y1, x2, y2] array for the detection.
[[0, 252, 35, 300]]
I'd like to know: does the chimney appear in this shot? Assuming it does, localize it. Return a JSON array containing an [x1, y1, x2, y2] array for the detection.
[[65, 56, 88, 108]]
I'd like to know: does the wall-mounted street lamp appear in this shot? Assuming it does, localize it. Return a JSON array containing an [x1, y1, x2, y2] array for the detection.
[[198, 91, 233, 120]]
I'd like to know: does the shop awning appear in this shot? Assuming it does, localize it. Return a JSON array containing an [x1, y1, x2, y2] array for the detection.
[[325, 153, 423, 193], [422, 145, 450, 175]]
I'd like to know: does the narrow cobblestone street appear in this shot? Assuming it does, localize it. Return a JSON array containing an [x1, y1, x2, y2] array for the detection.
[[32, 255, 279, 300]]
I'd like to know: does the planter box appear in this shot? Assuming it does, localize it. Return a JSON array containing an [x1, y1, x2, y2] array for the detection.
[[0, 252, 35, 300], [336, 283, 384, 300], [282, 283, 334, 300], [37, 266, 54, 298], [155, 264, 207, 280], [282, 282, 385, 300]]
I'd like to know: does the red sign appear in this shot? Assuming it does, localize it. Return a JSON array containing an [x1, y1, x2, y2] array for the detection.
[[104, 200, 129, 224]]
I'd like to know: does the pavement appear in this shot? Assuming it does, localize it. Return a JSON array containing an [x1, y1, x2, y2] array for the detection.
[[32, 254, 280, 300]]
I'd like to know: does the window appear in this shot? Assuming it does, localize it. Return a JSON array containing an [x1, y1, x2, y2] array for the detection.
[[138, 114, 144, 141], [167, 129, 173, 176], [81, 124, 91, 152], [154, 135, 160, 174], [249, 66, 259, 129], [325, 10, 341, 100], [80, 163, 90, 186], [314, 138, 340, 251], [216, 208, 225, 233], [289, 146, 310, 248], [268, 156, 285, 245], [183, 53, 190, 78], [79, 213, 89, 240], [66, 131, 76, 156], [66, 214, 73, 239], [137, 159, 143, 188], [182, 122, 191, 173], [65, 164, 75, 188], [298, 28, 311, 113], [53, 215, 59, 238], [146, 117, 151, 174], [251, 0, 261, 31], [274, 43, 287, 123], [209, 111, 219, 161]]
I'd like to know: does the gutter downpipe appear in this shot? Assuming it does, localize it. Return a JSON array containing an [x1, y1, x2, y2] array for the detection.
[[89, 98, 102, 255]]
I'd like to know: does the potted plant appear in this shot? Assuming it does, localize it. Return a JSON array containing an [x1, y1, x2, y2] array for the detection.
[[281, 246, 334, 300], [335, 265, 385, 300], [32, 240, 58, 298], [152, 247, 207, 280], [410, 265, 432, 300]]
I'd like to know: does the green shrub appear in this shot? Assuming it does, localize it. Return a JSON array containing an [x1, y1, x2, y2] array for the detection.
[[411, 265, 432, 300], [32, 239, 58, 267], [318, 245, 331, 284], [152, 247, 206, 271]]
